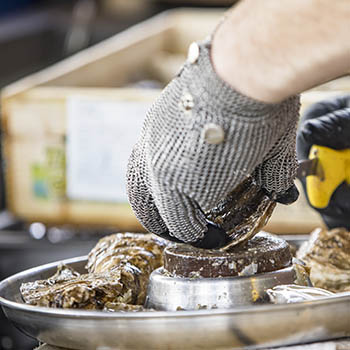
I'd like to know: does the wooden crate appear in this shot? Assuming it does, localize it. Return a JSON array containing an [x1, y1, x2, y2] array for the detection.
[[0, 9, 224, 231], [1, 8, 348, 233], [2, 87, 160, 231]]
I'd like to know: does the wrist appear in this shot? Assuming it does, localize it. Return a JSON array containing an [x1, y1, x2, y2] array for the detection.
[[211, 2, 294, 104], [211, 0, 350, 104]]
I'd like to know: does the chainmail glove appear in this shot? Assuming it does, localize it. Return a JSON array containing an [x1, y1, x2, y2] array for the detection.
[[127, 39, 300, 248]]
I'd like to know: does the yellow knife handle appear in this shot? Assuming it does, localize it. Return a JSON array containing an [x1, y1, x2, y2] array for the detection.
[[307, 145, 350, 209]]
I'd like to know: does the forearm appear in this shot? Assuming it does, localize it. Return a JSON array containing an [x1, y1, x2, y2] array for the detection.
[[212, 0, 350, 103]]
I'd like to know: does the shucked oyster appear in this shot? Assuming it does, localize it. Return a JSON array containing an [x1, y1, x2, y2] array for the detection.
[[20, 233, 167, 311], [297, 227, 350, 292], [207, 176, 276, 249]]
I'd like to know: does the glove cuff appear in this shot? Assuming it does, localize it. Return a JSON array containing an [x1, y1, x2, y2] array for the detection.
[[180, 39, 296, 119]]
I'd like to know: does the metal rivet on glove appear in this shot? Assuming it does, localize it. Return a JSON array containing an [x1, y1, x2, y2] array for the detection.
[[187, 42, 200, 64], [203, 123, 225, 144], [181, 93, 194, 112]]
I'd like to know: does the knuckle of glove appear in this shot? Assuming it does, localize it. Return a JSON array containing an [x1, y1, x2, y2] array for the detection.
[[298, 108, 350, 153], [297, 95, 350, 161], [301, 94, 350, 121], [254, 119, 299, 198], [151, 184, 208, 243], [126, 146, 168, 236], [274, 184, 299, 205]]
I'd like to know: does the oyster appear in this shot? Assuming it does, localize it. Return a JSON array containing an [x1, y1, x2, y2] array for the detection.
[[206, 176, 276, 249], [297, 227, 350, 292], [87, 233, 165, 274], [20, 233, 167, 311], [267, 284, 335, 304]]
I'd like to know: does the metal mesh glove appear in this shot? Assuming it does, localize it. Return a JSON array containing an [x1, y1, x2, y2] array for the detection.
[[127, 39, 300, 246]]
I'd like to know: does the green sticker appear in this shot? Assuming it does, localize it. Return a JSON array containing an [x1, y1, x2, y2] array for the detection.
[[31, 147, 66, 200]]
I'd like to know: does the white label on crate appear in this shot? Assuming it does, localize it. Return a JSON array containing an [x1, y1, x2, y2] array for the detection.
[[66, 96, 152, 202]]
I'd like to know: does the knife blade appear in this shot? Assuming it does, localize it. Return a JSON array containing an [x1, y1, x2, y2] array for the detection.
[[297, 158, 324, 180]]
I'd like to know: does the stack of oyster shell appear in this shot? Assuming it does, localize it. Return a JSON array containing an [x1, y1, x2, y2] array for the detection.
[[20, 233, 167, 311], [20, 227, 350, 310], [297, 227, 350, 293]]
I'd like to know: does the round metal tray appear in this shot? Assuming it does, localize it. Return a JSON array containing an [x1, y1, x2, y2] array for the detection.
[[1, 255, 350, 350]]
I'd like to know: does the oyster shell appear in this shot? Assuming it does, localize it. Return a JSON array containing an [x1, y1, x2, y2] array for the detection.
[[297, 227, 350, 292], [87, 233, 165, 274], [20, 233, 166, 311], [206, 176, 276, 249], [267, 284, 335, 304]]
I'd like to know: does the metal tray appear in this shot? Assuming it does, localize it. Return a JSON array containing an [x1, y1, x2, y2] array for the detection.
[[1, 255, 350, 350]]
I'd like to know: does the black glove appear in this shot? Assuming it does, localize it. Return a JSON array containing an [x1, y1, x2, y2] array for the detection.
[[296, 95, 350, 229]]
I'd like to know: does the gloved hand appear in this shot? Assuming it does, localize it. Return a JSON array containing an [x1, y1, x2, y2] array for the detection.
[[296, 94, 350, 229], [127, 40, 300, 248]]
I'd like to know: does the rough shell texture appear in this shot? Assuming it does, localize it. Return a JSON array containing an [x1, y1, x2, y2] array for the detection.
[[163, 232, 292, 278], [87, 233, 166, 275], [206, 177, 276, 249], [297, 227, 350, 292], [21, 233, 167, 311]]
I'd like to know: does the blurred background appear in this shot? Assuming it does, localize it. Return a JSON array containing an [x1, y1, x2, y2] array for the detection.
[[0, 1, 234, 349], [1, 0, 344, 349]]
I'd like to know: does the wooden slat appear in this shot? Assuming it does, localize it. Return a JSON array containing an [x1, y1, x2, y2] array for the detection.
[[0, 11, 171, 99], [3, 87, 160, 137]]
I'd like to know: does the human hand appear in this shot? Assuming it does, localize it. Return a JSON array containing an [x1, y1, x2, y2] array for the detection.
[[127, 40, 300, 248]]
